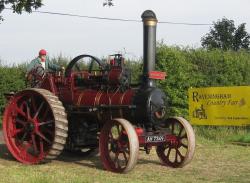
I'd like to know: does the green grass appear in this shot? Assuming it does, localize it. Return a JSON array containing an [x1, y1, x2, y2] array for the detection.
[[0, 122, 249, 182], [194, 126, 250, 144], [1, 117, 248, 182], [0, 135, 249, 183], [229, 134, 250, 143]]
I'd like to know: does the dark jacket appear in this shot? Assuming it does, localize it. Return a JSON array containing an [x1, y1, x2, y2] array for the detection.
[[27, 57, 60, 73]]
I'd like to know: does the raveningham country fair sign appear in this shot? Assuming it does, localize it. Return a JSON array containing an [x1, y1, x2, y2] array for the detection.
[[189, 86, 250, 126]]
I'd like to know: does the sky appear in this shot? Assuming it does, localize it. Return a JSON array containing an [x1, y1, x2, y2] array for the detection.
[[0, 0, 250, 64]]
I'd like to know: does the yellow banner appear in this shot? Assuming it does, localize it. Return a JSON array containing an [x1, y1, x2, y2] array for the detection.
[[188, 86, 250, 126]]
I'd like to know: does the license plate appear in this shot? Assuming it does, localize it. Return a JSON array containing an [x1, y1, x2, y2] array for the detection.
[[145, 135, 165, 143]]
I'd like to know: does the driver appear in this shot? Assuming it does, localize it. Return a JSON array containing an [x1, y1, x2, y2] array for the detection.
[[27, 49, 62, 73]]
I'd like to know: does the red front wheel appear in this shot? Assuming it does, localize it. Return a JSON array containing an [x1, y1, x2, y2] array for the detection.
[[99, 118, 139, 173], [3, 88, 68, 164], [156, 117, 195, 168]]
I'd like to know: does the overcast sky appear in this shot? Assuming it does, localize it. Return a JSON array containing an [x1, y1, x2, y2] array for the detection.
[[1, 0, 250, 64]]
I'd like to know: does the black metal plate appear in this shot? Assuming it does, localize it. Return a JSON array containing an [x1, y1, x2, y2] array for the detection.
[[145, 135, 165, 143]]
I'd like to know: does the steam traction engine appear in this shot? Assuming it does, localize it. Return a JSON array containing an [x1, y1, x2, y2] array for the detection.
[[2, 10, 195, 173]]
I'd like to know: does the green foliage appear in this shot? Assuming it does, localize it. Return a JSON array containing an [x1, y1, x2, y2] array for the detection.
[[156, 44, 250, 118], [201, 18, 250, 51], [0, 0, 114, 21], [0, 64, 26, 114], [50, 54, 70, 68], [156, 46, 192, 117], [230, 133, 250, 143], [125, 59, 142, 84], [0, 0, 43, 21]]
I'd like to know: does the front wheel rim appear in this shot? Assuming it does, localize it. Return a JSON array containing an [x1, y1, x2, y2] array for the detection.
[[99, 118, 139, 173], [156, 117, 195, 168]]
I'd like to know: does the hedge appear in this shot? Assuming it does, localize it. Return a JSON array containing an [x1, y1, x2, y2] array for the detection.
[[0, 65, 26, 114], [156, 45, 250, 118]]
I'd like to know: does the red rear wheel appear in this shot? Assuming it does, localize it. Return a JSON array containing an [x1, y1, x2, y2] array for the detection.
[[3, 89, 68, 164], [99, 118, 139, 173]]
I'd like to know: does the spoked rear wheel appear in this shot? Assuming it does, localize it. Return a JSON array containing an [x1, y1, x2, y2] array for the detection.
[[99, 118, 139, 173], [3, 88, 68, 164], [156, 117, 195, 168]]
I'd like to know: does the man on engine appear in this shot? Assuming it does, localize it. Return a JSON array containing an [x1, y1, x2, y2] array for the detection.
[[27, 49, 62, 73], [26, 49, 64, 87]]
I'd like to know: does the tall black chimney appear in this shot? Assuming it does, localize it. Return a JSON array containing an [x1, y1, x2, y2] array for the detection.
[[141, 10, 158, 87]]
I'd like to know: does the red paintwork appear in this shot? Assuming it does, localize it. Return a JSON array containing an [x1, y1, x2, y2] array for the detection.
[[135, 127, 144, 136], [134, 127, 179, 147], [38, 71, 175, 148], [108, 67, 122, 85], [149, 71, 166, 80], [99, 120, 130, 173], [3, 65, 170, 164], [72, 89, 134, 107], [39, 71, 135, 109], [3, 90, 54, 164]]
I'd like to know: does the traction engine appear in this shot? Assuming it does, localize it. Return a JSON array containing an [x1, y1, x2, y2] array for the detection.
[[2, 10, 195, 173]]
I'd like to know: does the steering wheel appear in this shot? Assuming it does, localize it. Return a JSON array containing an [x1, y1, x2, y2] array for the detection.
[[65, 54, 104, 77], [26, 65, 45, 87]]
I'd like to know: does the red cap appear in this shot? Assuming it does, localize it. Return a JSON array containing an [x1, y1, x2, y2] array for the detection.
[[39, 49, 47, 56]]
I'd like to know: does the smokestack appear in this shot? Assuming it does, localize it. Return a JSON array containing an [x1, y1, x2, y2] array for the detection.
[[141, 10, 158, 87]]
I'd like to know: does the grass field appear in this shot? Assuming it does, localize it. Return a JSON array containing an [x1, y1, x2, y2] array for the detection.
[[194, 126, 250, 143], [0, 134, 249, 183]]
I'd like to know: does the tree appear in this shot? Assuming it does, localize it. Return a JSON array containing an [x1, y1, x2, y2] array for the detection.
[[0, 0, 114, 21], [201, 18, 250, 51], [103, 0, 114, 7], [0, 0, 43, 21]]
